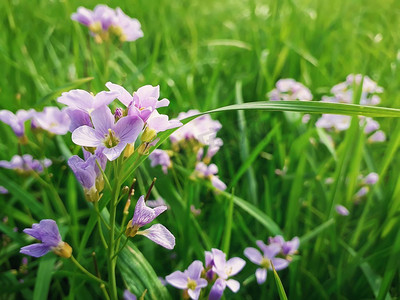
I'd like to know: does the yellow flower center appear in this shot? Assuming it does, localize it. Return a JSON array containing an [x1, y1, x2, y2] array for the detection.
[[260, 257, 271, 269], [104, 129, 120, 148], [187, 279, 197, 290]]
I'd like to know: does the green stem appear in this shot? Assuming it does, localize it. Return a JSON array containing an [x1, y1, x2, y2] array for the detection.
[[70, 255, 107, 285], [108, 158, 121, 300], [94, 201, 108, 249]]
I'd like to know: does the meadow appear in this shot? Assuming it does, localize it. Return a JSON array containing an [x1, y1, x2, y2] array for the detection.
[[1, 0, 400, 299]]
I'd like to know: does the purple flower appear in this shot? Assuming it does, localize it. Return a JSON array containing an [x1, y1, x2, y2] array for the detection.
[[123, 290, 136, 300], [170, 111, 222, 147], [0, 186, 8, 194], [144, 110, 182, 140], [149, 150, 172, 174], [335, 205, 350, 216], [32, 107, 70, 135], [244, 243, 288, 284], [165, 260, 208, 300], [208, 248, 245, 299], [71, 5, 143, 43], [268, 79, 312, 101], [368, 130, 386, 143], [71, 105, 144, 161], [0, 154, 51, 173], [364, 172, 379, 185], [0, 109, 35, 138], [316, 114, 351, 131], [106, 83, 170, 121], [20, 219, 72, 258], [195, 162, 227, 191], [268, 236, 300, 256], [125, 195, 175, 249], [68, 154, 104, 202], [355, 186, 369, 199]]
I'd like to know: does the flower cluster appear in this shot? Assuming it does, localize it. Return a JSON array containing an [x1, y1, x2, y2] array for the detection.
[[244, 236, 298, 284], [0, 154, 52, 174], [71, 5, 143, 43], [316, 74, 385, 142], [0, 107, 70, 142], [149, 110, 226, 190], [165, 248, 245, 300], [268, 79, 313, 101]]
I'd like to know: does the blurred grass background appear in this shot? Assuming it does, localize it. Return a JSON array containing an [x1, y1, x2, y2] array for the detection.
[[1, 0, 400, 299]]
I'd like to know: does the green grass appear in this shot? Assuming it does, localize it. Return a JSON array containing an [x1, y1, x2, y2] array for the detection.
[[1, 0, 400, 299]]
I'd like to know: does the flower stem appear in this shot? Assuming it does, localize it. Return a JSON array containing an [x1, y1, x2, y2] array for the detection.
[[70, 255, 107, 286]]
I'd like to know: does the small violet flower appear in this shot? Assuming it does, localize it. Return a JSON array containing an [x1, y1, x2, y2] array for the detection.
[[71, 105, 144, 161], [195, 162, 227, 191], [208, 248, 246, 300], [244, 242, 289, 284], [335, 205, 350, 216], [364, 172, 379, 185], [165, 260, 208, 300], [32, 107, 70, 135], [20, 219, 72, 258], [0, 109, 35, 141], [71, 5, 143, 43], [149, 149, 172, 174], [268, 79, 312, 101], [0, 154, 51, 174], [125, 195, 175, 249], [123, 290, 137, 300]]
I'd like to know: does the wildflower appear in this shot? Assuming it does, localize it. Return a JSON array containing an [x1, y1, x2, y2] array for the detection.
[[244, 243, 288, 284], [146, 197, 169, 209], [0, 154, 51, 174], [335, 205, 350, 216], [149, 150, 172, 174], [208, 248, 246, 300], [123, 290, 137, 300], [106, 83, 168, 120], [68, 154, 104, 202], [268, 236, 300, 257], [144, 110, 182, 142], [71, 105, 144, 161], [0, 109, 35, 141], [165, 260, 208, 300], [195, 162, 227, 191], [355, 186, 369, 199], [0, 186, 8, 194], [368, 130, 386, 142], [364, 172, 379, 185], [268, 79, 312, 101], [315, 114, 351, 131], [125, 195, 175, 249], [20, 220, 72, 258], [71, 5, 143, 43], [32, 107, 70, 135]]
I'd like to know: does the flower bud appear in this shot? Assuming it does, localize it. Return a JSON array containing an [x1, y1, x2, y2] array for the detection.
[[53, 242, 72, 258], [141, 127, 157, 143], [124, 143, 135, 158]]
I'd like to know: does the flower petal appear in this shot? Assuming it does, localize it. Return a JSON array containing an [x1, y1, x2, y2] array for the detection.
[[244, 247, 263, 265], [114, 115, 144, 144], [72, 126, 102, 147], [209, 278, 226, 300], [255, 268, 267, 284], [165, 271, 188, 289], [225, 257, 246, 276], [226, 279, 240, 293], [91, 105, 115, 136], [137, 224, 175, 249], [186, 260, 204, 280], [271, 258, 289, 271], [187, 288, 201, 300], [20, 243, 51, 257], [105, 82, 133, 107]]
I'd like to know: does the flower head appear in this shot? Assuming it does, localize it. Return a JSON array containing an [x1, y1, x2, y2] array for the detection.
[[71, 105, 144, 161], [335, 205, 350, 216], [166, 260, 208, 300], [125, 195, 175, 249], [149, 150, 172, 174], [208, 249, 245, 299], [71, 5, 143, 43], [20, 219, 72, 258], [0, 154, 51, 174], [268, 79, 312, 101], [0, 186, 8, 194], [195, 162, 227, 191], [32, 107, 70, 135], [0, 109, 35, 138], [244, 243, 288, 284]]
